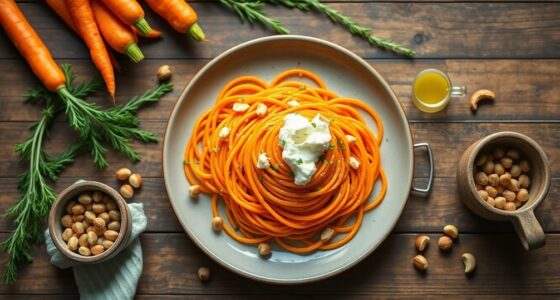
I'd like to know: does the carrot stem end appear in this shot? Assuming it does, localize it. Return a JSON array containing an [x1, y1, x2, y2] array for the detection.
[[125, 43, 145, 63], [188, 23, 205, 42], [134, 18, 152, 35]]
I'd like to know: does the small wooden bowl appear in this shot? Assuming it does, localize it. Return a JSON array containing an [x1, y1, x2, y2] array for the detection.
[[457, 131, 550, 250], [48, 181, 132, 263]]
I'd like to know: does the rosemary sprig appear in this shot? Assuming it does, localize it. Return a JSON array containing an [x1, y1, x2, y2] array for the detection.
[[271, 0, 415, 57], [219, 0, 289, 34]]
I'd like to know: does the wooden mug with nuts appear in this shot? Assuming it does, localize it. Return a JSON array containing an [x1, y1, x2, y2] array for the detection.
[[457, 131, 551, 250]]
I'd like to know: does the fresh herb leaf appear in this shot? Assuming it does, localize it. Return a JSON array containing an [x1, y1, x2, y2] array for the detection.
[[296, 158, 303, 165], [328, 144, 336, 150], [219, 0, 289, 34], [311, 122, 316, 128]]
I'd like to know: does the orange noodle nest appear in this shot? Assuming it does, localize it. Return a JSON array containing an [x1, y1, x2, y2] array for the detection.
[[183, 69, 386, 253]]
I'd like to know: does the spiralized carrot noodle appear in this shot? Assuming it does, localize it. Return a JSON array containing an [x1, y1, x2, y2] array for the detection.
[[183, 69, 387, 254]]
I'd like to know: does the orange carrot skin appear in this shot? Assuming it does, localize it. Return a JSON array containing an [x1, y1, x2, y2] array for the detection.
[[0, 0, 65, 92], [91, 0, 137, 54], [134, 27, 161, 38], [65, 0, 115, 97], [100, 0, 145, 25], [44, 0, 77, 33], [145, 0, 197, 33]]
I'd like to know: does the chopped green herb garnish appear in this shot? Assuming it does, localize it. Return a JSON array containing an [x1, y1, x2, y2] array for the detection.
[[183, 159, 190, 165], [212, 147, 219, 153], [299, 85, 306, 91], [296, 158, 303, 165], [311, 122, 316, 128], [328, 144, 336, 150], [272, 164, 280, 171]]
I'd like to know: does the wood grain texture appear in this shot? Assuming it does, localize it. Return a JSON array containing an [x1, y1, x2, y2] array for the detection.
[[0, 233, 559, 295], [0, 3, 559, 59], [1, 177, 558, 234], [0, 59, 559, 123]]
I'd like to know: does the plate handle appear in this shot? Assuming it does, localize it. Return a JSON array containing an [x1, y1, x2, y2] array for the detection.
[[411, 143, 434, 197]]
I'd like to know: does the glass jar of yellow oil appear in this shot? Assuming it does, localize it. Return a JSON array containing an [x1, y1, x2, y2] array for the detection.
[[412, 68, 466, 113]]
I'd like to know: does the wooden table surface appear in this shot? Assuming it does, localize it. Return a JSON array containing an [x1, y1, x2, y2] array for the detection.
[[1, 0, 559, 298]]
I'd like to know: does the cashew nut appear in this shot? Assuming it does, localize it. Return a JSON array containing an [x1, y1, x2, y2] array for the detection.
[[461, 253, 476, 274], [470, 89, 495, 111]]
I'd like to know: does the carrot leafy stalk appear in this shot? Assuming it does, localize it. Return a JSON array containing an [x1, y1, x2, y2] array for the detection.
[[2, 65, 173, 284], [100, 0, 153, 35], [92, 0, 144, 63], [65, 0, 116, 99], [145, 0, 206, 41]]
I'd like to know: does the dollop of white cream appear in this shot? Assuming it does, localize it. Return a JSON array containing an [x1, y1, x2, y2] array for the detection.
[[256, 153, 270, 169], [279, 113, 331, 185]]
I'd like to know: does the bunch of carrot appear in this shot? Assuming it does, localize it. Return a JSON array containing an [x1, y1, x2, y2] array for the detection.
[[0, 0, 203, 102]]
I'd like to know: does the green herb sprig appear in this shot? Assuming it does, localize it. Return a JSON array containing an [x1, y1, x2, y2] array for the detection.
[[220, 0, 415, 57], [219, 0, 289, 34], [2, 65, 173, 284]]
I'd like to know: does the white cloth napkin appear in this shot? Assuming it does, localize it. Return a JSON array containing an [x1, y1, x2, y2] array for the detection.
[[44, 203, 147, 300]]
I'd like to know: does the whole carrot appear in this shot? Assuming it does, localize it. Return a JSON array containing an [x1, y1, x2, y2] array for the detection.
[[100, 0, 152, 35], [0, 0, 86, 107], [44, 0, 122, 72], [134, 27, 161, 38], [92, 0, 144, 63], [65, 0, 115, 99], [145, 0, 205, 41]]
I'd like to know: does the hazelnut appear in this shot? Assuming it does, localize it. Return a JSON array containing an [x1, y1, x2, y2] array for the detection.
[[486, 197, 495, 207], [91, 245, 105, 255], [438, 236, 453, 251], [72, 214, 85, 222], [485, 186, 498, 198], [197, 267, 211, 281], [120, 184, 134, 199], [493, 163, 505, 176], [461, 253, 476, 274], [500, 157, 513, 169], [68, 236, 79, 251], [78, 234, 89, 247], [477, 190, 489, 201], [519, 160, 530, 172], [62, 228, 74, 241], [92, 191, 104, 203], [503, 190, 516, 202], [493, 147, 505, 159], [413, 255, 428, 271], [109, 210, 121, 221], [508, 179, 520, 192], [510, 165, 522, 178], [211, 216, 223, 232], [129, 173, 143, 189], [488, 174, 499, 187], [79, 246, 91, 256], [61, 214, 73, 228], [518, 174, 530, 188], [258, 242, 272, 257], [506, 148, 521, 160], [72, 222, 85, 235], [499, 173, 512, 187], [84, 211, 96, 223], [92, 203, 107, 214], [415, 235, 430, 252], [78, 193, 92, 205], [157, 65, 172, 82], [71, 203, 85, 215], [475, 155, 488, 167], [87, 231, 98, 246], [66, 201, 76, 214], [505, 202, 516, 211], [116, 168, 132, 181], [93, 217, 106, 229], [108, 221, 121, 232], [99, 212, 111, 224], [475, 172, 488, 186], [106, 199, 117, 211], [189, 185, 201, 198], [102, 240, 114, 249], [443, 225, 459, 239], [494, 197, 506, 209], [482, 161, 494, 174], [496, 185, 505, 195], [104, 230, 119, 241], [517, 188, 529, 202]]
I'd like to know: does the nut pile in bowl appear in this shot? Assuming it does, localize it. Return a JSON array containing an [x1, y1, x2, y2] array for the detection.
[[61, 191, 121, 256], [474, 147, 531, 211]]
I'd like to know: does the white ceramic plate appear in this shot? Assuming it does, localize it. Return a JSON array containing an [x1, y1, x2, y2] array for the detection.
[[163, 36, 415, 284]]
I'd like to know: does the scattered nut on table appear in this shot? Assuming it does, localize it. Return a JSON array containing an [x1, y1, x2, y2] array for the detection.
[[258, 242, 272, 257], [412, 255, 428, 272], [129, 173, 143, 189], [443, 225, 459, 240], [470, 89, 495, 111], [157, 65, 172, 82], [415, 235, 430, 252], [438, 236, 453, 251], [120, 184, 134, 199], [473, 147, 531, 211], [197, 267, 211, 281], [461, 253, 476, 274], [115, 168, 132, 181], [61, 191, 121, 256]]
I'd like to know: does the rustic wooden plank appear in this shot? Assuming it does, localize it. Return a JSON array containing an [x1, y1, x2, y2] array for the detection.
[[4, 294, 556, 299], [0, 233, 559, 294], [0, 122, 558, 178], [1, 59, 559, 122], [0, 177, 558, 234], [0, 3, 559, 59]]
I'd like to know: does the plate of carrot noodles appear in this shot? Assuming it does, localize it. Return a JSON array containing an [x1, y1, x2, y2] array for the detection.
[[164, 36, 421, 284]]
